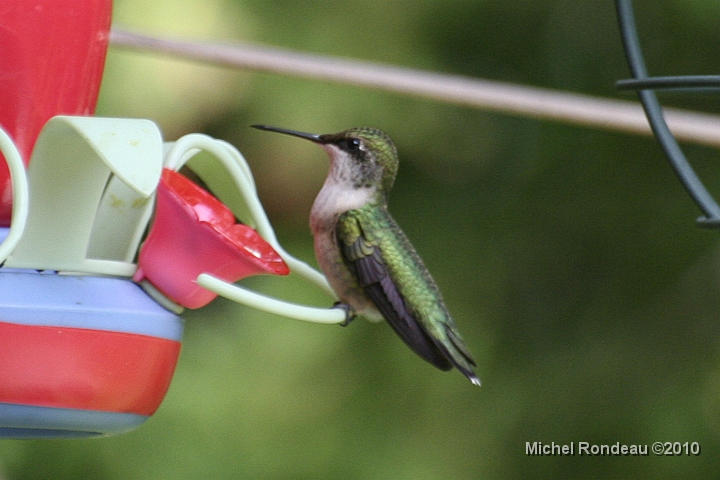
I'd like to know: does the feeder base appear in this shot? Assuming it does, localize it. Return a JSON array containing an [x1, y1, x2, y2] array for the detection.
[[0, 403, 147, 438]]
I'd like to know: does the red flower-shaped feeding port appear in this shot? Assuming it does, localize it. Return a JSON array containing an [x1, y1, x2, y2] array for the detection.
[[134, 169, 290, 309]]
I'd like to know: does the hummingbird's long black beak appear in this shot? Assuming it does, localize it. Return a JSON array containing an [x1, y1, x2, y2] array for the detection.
[[251, 124, 323, 143]]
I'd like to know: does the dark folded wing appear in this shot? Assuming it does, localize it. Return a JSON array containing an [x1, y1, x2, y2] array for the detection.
[[338, 218, 452, 371]]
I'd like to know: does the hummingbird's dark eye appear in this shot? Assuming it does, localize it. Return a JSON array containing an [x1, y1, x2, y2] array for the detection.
[[342, 138, 361, 152]]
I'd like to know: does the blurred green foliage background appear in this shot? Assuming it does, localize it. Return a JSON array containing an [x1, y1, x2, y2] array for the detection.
[[3, 0, 720, 478]]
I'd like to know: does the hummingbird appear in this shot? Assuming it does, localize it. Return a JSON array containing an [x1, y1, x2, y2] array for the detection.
[[252, 125, 480, 386]]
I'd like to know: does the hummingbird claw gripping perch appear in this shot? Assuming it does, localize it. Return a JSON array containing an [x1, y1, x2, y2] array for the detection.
[[332, 302, 357, 327]]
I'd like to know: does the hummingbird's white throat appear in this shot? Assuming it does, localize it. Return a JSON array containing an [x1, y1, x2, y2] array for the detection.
[[310, 145, 377, 221]]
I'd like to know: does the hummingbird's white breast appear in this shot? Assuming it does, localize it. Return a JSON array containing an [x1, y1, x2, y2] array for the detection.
[[310, 180, 375, 222], [309, 146, 382, 321]]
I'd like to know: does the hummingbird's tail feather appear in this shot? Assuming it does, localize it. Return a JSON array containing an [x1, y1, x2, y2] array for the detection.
[[433, 329, 481, 386], [369, 273, 481, 386]]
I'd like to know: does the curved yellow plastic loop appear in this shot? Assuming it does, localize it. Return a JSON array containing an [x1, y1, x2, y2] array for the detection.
[[197, 274, 345, 324], [0, 126, 29, 263], [164, 134, 344, 324]]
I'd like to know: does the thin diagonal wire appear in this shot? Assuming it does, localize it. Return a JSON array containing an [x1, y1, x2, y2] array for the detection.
[[109, 28, 720, 149], [615, 0, 720, 222], [617, 75, 720, 91]]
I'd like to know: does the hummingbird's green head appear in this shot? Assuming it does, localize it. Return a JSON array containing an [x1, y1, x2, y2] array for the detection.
[[252, 125, 399, 194]]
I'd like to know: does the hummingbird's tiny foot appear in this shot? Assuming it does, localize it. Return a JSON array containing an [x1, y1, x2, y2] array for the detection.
[[333, 302, 356, 326]]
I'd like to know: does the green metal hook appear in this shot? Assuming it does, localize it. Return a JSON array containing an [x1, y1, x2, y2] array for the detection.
[[615, 0, 720, 228]]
